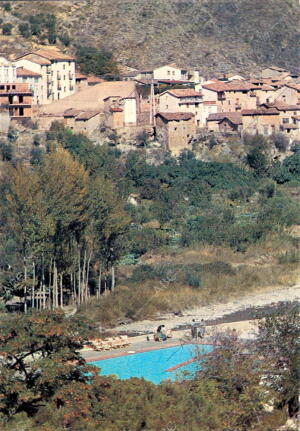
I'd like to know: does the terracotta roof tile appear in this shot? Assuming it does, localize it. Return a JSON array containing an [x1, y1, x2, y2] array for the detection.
[[284, 82, 300, 91], [203, 100, 217, 105], [75, 111, 100, 121], [207, 112, 242, 125], [203, 81, 255, 92], [17, 53, 51, 65], [167, 89, 202, 98], [34, 49, 75, 61], [241, 108, 279, 115], [156, 112, 194, 121], [75, 71, 87, 80], [16, 67, 42, 77], [63, 108, 82, 118], [110, 107, 123, 112]]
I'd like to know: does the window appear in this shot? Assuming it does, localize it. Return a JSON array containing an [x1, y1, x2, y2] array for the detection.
[[195, 103, 199, 107], [166, 104, 168, 109], [64, 87, 66, 92], [167, 71, 170, 76], [174, 126, 177, 131], [263, 126, 268, 135], [283, 118, 289, 124], [266, 98, 270, 103], [12, 85, 16, 90], [0, 85, 4, 90], [63, 64, 66, 70], [228, 100, 231, 105]]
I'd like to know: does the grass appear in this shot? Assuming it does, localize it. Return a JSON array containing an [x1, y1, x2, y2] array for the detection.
[[80, 232, 300, 328]]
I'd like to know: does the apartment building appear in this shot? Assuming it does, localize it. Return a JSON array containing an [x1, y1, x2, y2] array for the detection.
[[15, 48, 75, 104], [0, 57, 16, 83], [16, 67, 42, 105]]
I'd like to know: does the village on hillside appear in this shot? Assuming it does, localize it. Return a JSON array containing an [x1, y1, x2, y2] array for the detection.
[[0, 46, 300, 155]]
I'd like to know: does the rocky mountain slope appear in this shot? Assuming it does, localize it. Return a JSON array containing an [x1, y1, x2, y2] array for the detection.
[[1, 0, 299, 75]]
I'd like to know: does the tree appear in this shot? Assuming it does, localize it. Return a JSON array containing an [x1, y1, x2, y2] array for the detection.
[[0, 310, 96, 420], [89, 176, 131, 294], [18, 22, 31, 38], [256, 303, 300, 418], [76, 46, 119, 76], [246, 146, 270, 177], [271, 133, 289, 153], [198, 330, 274, 430]]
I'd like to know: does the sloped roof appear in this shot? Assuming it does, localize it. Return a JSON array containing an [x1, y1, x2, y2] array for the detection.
[[241, 108, 279, 116], [39, 81, 136, 115], [17, 53, 51, 65], [284, 82, 300, 92], [75, 71, 87, 80], [16, 67, 42, 77], [75, 111, 100, 121], [207, 112, 242, 125], [202, 80, 255, 92], [165, 89, 202, 98], [156, 112, 194, 121], [34, 49, 75, 61]]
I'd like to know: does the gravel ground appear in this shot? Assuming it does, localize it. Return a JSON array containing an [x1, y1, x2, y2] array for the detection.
[[113, 283, 300, 335]]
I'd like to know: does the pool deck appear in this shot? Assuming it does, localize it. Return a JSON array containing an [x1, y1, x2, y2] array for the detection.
[[83, 321, 249, 362], [83, 330, 193, 362]]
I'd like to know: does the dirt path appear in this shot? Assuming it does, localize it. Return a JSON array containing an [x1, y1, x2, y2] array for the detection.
[[113, 283, 300, 334]]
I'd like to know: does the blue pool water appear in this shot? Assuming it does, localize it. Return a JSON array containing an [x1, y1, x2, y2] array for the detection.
[[89, 344, 213, 384]]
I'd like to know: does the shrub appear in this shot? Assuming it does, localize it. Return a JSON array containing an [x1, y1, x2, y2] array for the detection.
[[2, 3, 11, 12], [290, 141, 300, 153], [271, 133, 289, 152], [60, 33, 70, 46], [0, 141, 13, 161], [18, 22, 31, 38], [2, 23, 13, 35], [76, 46, 119, 76], [185, 270, 201, 288]]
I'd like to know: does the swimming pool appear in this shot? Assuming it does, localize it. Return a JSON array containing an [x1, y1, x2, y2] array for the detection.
[[89, 344, 213, 384]]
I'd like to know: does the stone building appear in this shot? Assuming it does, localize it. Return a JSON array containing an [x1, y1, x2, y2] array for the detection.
[[207, 112, 242, 133], [155, 112, 195, 156], [159, 89, 203, 127], [202, 81, 257, 112], [241, 108, 280, 136]]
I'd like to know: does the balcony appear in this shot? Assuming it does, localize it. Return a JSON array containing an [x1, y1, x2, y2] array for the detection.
[[57, 85, 62, 91], [69, 85, 74, 91], [57, 74, 61, 80], [217, 93, 226, 101]]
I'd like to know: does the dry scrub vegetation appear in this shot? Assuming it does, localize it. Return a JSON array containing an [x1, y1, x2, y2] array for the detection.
[[81, 232, 300, 327]]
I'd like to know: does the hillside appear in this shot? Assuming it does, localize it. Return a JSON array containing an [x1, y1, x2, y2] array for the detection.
[[0, 0, 299, 74]]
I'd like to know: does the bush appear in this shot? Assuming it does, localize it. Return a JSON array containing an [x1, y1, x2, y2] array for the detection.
[[60, 33, 70, 46], [76, 46, 119, 76], [271, 133, 289, 152], [18, 22, 31, 38], [185, 270, 201, 288], [0, 141, 13, 161], [2, 23, 13, 35], [2, 3, 11, 12], [290, 141, 300, 153]]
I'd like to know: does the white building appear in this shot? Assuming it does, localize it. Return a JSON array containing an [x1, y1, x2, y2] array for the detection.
[[0, 57, 16, 83], [15, 47, 76, 104], [16, 67, 42, 105], [153, 64, 200, 83]]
